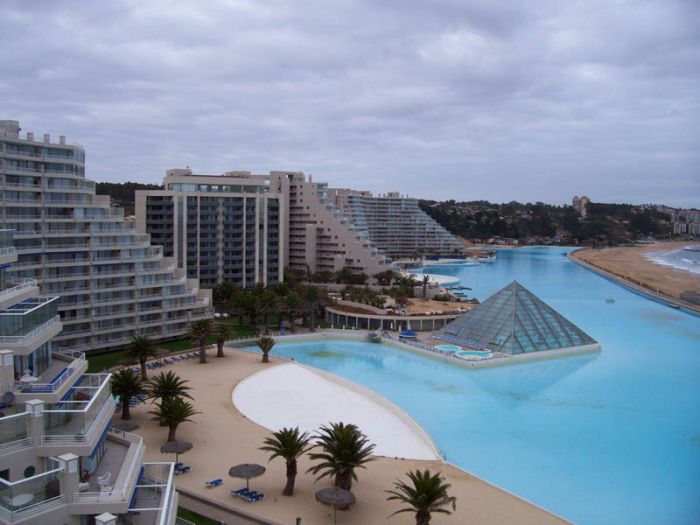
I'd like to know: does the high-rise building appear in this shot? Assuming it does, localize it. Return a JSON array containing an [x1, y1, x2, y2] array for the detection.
[[0, 120, 212, 354], [328, 189, 466, 258], [0, 229, 178, 525], [269, 172, 391, 276], [135, 169, 285, 288]]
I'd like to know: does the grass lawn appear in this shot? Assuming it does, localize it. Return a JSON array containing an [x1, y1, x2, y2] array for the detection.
[[177, 507, 220, 525], [85, 321, 260, 372]]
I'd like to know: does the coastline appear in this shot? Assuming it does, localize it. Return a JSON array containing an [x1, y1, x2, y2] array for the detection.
[[569, 243, 700, 314], [128, 347, 569, 525]]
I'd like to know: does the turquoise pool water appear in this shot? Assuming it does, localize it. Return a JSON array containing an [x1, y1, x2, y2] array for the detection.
[[455, 350, 493, 359], [435, 344, 461, 353], [245, 247, 700, 524]]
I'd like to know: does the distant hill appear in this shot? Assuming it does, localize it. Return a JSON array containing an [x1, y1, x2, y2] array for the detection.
[[419, 199, 673, 246], [95, 181, 162, 215]]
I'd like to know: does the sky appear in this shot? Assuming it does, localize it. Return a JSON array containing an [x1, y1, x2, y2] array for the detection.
[[2, 0, 699, 207]]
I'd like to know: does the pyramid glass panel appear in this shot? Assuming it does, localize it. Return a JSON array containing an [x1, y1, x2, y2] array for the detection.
[[434, 281, 597, 354]]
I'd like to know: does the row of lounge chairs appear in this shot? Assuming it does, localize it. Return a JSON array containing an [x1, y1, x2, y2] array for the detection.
[[174, 463, 191, 475], [143, 352, 200, 370], [231, 488, 265, 503], [204, 480, 265, 503]]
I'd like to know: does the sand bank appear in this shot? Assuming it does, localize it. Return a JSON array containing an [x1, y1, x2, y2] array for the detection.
[[571, 242, 700, 311], [126, 348, 568, 525]]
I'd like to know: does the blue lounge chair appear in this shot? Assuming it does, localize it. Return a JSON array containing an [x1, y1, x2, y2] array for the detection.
[[174, 465, 191, 475], [206, 479, 223, 488]]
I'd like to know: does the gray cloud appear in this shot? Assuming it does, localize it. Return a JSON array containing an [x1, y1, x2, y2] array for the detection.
[[1, 0, 698, 206]]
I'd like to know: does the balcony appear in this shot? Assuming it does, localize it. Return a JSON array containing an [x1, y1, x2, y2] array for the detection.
[[0, 316, 62, 355], [72, 428, 145, 514], [0, 278, 39, 310], [0, 458, 65, 523], [0, 412, 32, 456], [128, 463, 177, 525], [15, 351, 88, 403]]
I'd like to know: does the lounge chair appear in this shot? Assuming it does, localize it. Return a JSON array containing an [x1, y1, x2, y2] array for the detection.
[[174, 465, 191, 475], [231, 488, 265, 503], [205, 479, 223, 488]]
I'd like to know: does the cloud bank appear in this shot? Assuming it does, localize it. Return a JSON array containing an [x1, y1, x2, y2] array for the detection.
[[2, 0, 698, 206]]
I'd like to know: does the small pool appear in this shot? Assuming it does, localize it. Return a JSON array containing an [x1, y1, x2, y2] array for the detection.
[[435, 344, 461, 353], [455, 350, 493, 360]]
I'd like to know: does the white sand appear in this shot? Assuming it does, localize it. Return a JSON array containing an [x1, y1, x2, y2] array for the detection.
[[410, 272, 460, 285], [233, 363, 440, 460]]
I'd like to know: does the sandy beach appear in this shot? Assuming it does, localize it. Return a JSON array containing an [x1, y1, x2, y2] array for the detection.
[[125, 348, 568, 525], [571, 242, 700, 309]]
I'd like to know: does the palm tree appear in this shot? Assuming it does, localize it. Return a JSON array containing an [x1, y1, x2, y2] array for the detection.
[[422, 274, 430, 298], [146, 370, 193, 404], [111, 369, 145, 420], [301, 285, 326, 331], [257, 290, 279, 335], [307, 422, 376, 490], [150, 397, 200, 443], [187, 319, 212, 364], [213, 323, 233, 358], [256, 336, 275, 363], [285, 290, 301, 333], [386, 470, 456, 525], [128, 335, 157, 380], [260, 427, 313, 496]]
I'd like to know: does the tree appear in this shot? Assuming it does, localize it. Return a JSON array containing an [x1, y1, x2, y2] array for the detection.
[[111, 369, 145, 421], [307, 422, 376, 490], [187, 319, 213, 364], [128, 335, 157, 381], [421, 275, 430, 298], [257, 289, 279, 335], [150, 397, 199, 443], [256, 336, 275, 363], [374, 270, 397, 286], [260, 427, 313, 496], [285, 291, 301, 333], [213, 323, 233, 358], [301, 285, 327, 331], [386, 470, 456, 525], [146, 370, 193, 404]]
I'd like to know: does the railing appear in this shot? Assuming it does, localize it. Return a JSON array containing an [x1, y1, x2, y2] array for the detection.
[[19, 353, 85, 394], [0, 412, 31, 455], [0, 279, 37, 301], [0, 316, 61, 345], [0, 459, 64, 522], [41, 395, 115, 445], [0, 247, 16, 257]]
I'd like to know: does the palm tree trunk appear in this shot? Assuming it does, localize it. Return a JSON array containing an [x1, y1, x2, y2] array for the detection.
[[167, 424, 177, 442], [216, 341, 224, 358], [140, 359, 148, 381], [283, 459, 297, 496], [309, 310, 317, 332], [121, 397, 131, 420], [416, 510, 431, 525], [262, 351, 269, 363], [335, 471, 352, 490], [199, 342, 207, 364]]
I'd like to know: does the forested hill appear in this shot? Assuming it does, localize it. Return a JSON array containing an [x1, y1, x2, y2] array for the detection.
[[95, 181, 162, 215], [418, 200, 672, 245]]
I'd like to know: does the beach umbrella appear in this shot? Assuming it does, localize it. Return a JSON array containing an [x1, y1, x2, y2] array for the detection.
[[161, 441, 192, 464], [315, 487, 356, 523], [228, 463, 266, 490]]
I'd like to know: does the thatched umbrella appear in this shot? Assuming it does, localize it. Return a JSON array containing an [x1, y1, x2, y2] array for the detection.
[[228, 463, 266, 490], [160, 441, 192, 464], [315, 487, 356, 523]]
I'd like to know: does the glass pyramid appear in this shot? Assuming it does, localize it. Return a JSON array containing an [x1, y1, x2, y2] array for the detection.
[[435, 281, 597, 354]]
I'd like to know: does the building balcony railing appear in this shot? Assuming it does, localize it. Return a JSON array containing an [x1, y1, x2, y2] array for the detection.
[[0, 412, 32, 456], [0, 316, 61, 346], [18, 352, 86, 394], [0, 458, 64, 523], [0, 278, 37, 302]]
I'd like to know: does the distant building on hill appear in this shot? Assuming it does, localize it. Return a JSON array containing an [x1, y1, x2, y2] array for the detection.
[[657, 205, 700, 235], [572, 195, 590, 217]]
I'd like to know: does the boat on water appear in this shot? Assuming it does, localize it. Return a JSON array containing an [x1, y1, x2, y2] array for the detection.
[[605, 297, 615, 303]]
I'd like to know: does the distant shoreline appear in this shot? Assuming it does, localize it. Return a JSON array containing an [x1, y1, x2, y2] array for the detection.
[[569, 243, 700, 314]]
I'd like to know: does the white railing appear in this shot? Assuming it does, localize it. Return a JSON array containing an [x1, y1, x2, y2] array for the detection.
[[19, 353, 85, 394], [0, 247, 16, 257], [41, 386, 114, 445], [0, 316, 61, 345], [0, 279, 37, 300]]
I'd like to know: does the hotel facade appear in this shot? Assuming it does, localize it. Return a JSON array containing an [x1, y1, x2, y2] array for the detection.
[[0, 120, 212, 354], [135, 169, 284, 289], [0, 229, 177, 525]]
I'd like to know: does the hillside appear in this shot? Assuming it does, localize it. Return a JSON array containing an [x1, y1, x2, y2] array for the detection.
[[95, 181, 161, 215]]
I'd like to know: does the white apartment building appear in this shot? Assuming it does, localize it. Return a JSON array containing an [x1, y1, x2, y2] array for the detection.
[[0, 121, 212, 354], [269, 172, 391, 276], [0, 229, 177, 525], [135, 169, 285, 288], [328, 189, 466, 258]]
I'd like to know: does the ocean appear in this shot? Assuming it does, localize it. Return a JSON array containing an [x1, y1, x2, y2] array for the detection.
[[646, 245, 700, 275]]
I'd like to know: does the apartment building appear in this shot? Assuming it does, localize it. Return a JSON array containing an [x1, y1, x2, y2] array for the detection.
[[328, 189, 466, 258], [0, 120, 212, 354], [135, 169, 284, 288], [0, 229, 177, 525], [269, 172, 391, 276]]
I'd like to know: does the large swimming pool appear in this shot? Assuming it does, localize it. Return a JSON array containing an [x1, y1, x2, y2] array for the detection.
[[247, 247, 700, 524]]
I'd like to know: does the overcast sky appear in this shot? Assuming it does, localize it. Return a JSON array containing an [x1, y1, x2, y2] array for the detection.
[[2, 0, 699, 206]]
